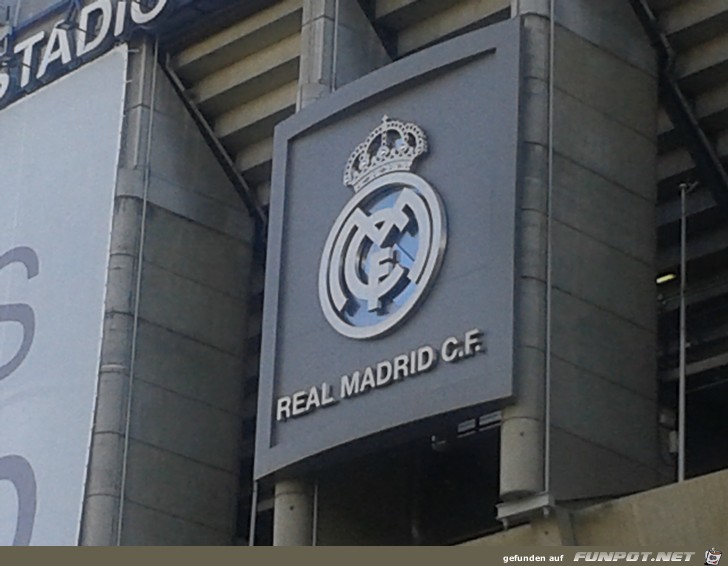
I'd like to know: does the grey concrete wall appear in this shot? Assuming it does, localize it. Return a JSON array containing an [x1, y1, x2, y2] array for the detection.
[[80, 39, 256, 545], [550, 20, 669, 498], [504, 0, 669, 503]]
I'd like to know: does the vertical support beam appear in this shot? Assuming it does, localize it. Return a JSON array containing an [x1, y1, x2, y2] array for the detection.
[[272, 479, 314, 546], [500, 2, 551, 502], [82, 37, 256, 546], [511, 0, 550, 17], [297, 0, 389, 109], [270, 0, 390, 546], [502, 0, 664, 518], [678, 183, 689, 482], [80, 39, 156, 546]]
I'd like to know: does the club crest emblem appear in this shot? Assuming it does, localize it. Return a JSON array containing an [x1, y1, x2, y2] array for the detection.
[[318, 116, 447, 339]]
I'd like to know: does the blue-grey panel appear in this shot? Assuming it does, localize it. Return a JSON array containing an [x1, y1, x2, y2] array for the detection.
[[255, 19, 521, 479]]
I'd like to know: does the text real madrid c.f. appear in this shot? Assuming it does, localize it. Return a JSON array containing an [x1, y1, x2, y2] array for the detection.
[[275, 329, 485, 422]]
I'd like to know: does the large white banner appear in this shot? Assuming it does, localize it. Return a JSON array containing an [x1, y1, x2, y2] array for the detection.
[[0, 46, 126, 545]]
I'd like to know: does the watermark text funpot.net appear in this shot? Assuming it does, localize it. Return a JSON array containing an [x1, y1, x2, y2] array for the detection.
[[574, 553, 696, 562]]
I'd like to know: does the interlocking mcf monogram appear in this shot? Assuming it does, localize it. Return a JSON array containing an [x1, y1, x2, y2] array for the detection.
[[331, 189, 430, 313], [319, 117, 447, 340]]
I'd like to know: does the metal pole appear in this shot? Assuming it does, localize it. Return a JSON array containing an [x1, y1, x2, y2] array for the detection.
[[678, 183, 687, 482], [116, 37, 159, 545], [12, 0, 21, 26], [331, 0, 340, 92], [543, 0, 555, 496], [248, 480, 259, 546], [311, 479, 318, 546]]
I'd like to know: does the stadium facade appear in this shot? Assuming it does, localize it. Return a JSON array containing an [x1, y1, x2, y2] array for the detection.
[[0, 0, 726, 546]]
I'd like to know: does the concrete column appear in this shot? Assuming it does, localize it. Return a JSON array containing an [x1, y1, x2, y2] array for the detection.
[[272, 479, 314, 546], [270, 0, 390, 546], [502, 0, 663, 510], [511, 0, 550, 17], [81, 37, 255, 545], [499, 9, 550, 501], [79, 41, 152, 546], [297, 0, 389, 108]]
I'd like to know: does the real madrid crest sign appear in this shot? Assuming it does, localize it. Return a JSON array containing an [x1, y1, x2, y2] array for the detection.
[[256, 20, 520, 478], [319, 117, 447, 339]]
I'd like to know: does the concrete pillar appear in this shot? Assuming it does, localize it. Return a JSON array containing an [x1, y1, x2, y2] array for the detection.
[[81, 38, 255, 545], [272, 479, 314, 546], [297, 0, 390, 108], [499, 5, 551, 501], [79, 41, 152, 546], [270, 0, 390, 546], [501, 0, 664, 509]]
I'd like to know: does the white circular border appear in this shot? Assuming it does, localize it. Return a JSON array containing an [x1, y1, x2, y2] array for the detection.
[[318, 171, 447, 340]]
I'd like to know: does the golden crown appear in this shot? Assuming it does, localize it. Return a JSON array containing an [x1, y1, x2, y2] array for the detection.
[[343, 116, 428, 192]]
